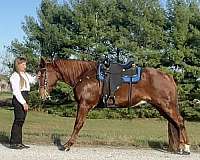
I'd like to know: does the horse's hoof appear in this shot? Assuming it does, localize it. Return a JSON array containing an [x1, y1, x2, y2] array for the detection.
[[64, 147, 70, 152], [177, 149, 183, 155], [177, 149, 190, 155], [182, 151, 190, 155]]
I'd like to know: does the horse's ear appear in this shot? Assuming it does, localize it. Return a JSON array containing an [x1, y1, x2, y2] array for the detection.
[[40, 57, 46, 68]]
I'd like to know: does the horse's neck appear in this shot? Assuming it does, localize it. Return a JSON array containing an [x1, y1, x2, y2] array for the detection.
[[56, 60, 96, 87]]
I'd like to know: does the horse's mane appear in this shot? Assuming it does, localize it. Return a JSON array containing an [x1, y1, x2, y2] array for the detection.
[[53, 59, 97, 86]]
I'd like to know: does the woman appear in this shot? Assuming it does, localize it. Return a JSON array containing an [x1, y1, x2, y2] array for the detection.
[[9, 57, 36, 149]]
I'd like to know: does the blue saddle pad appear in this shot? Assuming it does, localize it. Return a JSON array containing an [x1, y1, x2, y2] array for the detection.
[[121, 67, 142, 83], [97, 64, 142, 84]]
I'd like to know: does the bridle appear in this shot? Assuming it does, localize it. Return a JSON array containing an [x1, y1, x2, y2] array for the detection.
[[38, 67, 51, 100]]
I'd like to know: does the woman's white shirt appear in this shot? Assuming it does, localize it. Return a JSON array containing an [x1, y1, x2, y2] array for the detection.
[[10, 72, 37, 105]]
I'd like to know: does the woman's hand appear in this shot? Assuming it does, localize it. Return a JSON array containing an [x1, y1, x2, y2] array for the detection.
[[23, 103, 29, 111]]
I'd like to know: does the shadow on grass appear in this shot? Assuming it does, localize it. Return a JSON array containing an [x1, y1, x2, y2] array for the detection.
[[0, 131, 10, 148], [0, 99, 12, 108], [0, 132, 9, 144], [51, 134, 65, 151], [148, 140, 168, 153]]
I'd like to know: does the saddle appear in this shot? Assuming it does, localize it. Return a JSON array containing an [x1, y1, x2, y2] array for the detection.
[[97, 61, 142, 107]]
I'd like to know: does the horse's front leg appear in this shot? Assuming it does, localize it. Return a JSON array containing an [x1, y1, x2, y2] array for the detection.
[[64, 102, 90, 151]]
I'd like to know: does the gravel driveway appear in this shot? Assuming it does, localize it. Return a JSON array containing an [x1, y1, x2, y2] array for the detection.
[[0, 144, 199, 160]]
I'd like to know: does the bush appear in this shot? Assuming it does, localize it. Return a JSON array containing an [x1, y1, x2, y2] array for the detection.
[[28, 90, 43, 110], [50, 82, 74, 103], [180, 100, 200, 121]]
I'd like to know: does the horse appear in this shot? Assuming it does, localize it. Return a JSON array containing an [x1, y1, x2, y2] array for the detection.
[[37, 58, 190, 154]]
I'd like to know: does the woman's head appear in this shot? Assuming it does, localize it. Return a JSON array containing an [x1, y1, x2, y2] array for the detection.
[[13, 57, 27, 88], [14, 57, 27, 73]]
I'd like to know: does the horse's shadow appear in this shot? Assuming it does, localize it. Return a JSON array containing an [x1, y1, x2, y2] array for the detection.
[[148, 140, 169, 153], [51, 134, 66, 151], [51, 134, 169, 153]]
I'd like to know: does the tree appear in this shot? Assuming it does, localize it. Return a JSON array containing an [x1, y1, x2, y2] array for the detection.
[[7, 39, 39, 73], [23, 0, 77, 59]]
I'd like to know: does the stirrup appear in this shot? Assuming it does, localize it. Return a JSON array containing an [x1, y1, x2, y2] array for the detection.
[[102, 95, 108, 104]]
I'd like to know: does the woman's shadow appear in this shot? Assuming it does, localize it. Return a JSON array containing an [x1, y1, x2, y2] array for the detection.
[[0, 131, 10, 148]]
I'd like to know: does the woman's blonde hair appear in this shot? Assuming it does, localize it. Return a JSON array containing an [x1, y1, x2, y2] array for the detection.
[[13, 57, 27, 89]]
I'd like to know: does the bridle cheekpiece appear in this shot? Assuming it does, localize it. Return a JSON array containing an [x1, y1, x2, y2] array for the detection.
[[38, 67, 51, 100]]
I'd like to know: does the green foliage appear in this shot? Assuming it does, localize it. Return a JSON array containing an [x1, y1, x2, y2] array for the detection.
[[50, 81, 74, 102], [43, 104, 161, 120], [180, 100, 200, 121], [28, 90, 43, 110]]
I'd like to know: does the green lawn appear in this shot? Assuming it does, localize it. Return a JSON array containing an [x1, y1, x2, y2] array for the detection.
[[0, 108, 200, 151]]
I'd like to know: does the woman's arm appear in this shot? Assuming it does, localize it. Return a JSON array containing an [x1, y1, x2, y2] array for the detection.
[[26, 73, 37, 84]]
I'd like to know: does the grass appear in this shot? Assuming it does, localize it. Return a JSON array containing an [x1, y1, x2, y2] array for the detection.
[[0, 108, 200, 151]]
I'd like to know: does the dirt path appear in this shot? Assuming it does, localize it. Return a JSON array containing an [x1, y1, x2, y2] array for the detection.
[[0, 144, 199, 160]]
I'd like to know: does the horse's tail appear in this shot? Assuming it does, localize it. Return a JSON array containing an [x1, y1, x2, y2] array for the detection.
[[168, 122, 179, 152], [172, 75, 180, 111], [167, 74, 179, 108], [168, 74, 181, 152]]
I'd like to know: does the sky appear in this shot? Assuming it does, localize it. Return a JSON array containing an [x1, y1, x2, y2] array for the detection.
[[0, 0, 41, 53], [0, 0, 64, 74], [0, 0, 165, 74], [0, 0, 42, 74]]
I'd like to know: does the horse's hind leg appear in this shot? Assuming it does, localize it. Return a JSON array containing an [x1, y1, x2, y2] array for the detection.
[[64, 102, 90, 151], [168, 115, 190, 154], [172, 114, 190, 154], [160, 105, 190, 154]]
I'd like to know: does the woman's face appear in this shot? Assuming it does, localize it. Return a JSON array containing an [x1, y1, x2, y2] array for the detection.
[[18, 62, 27, 72]]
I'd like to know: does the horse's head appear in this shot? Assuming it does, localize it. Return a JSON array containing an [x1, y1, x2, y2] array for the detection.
[[37, 58, 59, 100]]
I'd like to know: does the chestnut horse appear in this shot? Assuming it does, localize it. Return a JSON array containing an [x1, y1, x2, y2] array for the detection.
[[37, 58, 190, 154]]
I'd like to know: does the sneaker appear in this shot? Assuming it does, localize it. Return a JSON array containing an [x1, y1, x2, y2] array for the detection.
[[10, 144, 30, 149], [20, 144, 30, 149], [10, 144, 23, 149]]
